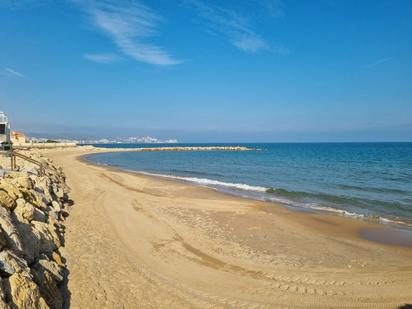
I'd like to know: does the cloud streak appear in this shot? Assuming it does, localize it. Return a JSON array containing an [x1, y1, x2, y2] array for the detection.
[[84, 53, 121, 63], [253, 0, 283, 16], [184, 0, 272, 53], [3, 67, 24, 77], [77, 0, 180, 65], [363, 57, 392, 69]]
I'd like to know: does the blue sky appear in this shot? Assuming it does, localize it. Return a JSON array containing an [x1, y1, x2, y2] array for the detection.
[[1, 0, 411, 142]]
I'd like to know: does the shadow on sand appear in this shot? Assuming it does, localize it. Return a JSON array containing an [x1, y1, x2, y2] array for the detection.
[[61, 198, 74, 308], [62, 267, 71, 309]]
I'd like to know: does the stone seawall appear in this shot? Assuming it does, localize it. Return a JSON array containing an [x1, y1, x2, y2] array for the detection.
[[0, 152, 71, 308]]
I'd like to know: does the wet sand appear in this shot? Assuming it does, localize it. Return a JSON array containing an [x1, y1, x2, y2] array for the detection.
[[360, 227, 412, 247], [41, 147, 412, 308]]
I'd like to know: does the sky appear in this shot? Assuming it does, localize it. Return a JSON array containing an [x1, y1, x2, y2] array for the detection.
[[0, 0, 411, 142]]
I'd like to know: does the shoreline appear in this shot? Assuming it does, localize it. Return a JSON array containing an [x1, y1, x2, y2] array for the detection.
[[38, 147, 412, 308], [82, 149, 412, 245]]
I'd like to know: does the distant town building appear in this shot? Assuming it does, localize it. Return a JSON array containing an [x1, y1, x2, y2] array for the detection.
[[0, 112, 11, 150], [11, 131, 26, 144]]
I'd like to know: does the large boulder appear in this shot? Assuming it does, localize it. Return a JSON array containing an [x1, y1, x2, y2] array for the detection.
[[14, 199, 35, 223], [15, 223, 40, 265], [32, 208, 46, 223], [25, 167, 39, 177], [31, 260, 64, 309], [0, 191, 15, 211], [50, 201, 61, 212], [0, 207, 24, 256], [0, 180, 21, 200], [0, 226, 8, 250], [31, 222, 61, 253], [17, 222, 60, 264], [8, 271, 49, 309], [31, 267, 62, 309], [0, 278, 9, 309], [33, 177, 53, 204], [0, 250, 27, 277], [20, 189, 47, 211], [51, 252, 65, 268], [7, 173, 34, 190], [52, 186, 64, 200], [37, 259, 64, 283]]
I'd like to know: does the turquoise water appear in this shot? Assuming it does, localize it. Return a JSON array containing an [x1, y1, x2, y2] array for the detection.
[[85, 143, 412, 225]]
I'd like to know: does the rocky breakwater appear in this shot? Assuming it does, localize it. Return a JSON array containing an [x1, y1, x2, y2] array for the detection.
[[0, 152, 71, 308]]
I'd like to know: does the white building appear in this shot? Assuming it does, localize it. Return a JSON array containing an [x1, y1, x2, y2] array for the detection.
[[0, 112, 11, 150]]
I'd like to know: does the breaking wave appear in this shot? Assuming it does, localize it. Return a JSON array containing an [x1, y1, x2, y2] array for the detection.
[[136, 171, 412, 227]]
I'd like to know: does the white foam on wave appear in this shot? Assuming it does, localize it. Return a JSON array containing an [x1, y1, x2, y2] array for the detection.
[[378, 217, 412, 228], [139, 171, 268, 192], [133, 170, 409, 224], [309, 206, 412, 227], [90, 160, 412, 228], [309, 205, 366, 218], [138, 171, 374, 221], [266, 195, 299, 206]]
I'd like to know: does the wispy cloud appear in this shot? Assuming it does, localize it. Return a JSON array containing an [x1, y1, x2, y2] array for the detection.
[[184, 0, 271, 53], [252, 0, 284, 17], [363, 57, 392, 69], [76, 0, 180, 66], [3, 67, 24, 77], [0, 0, 51, 9], [84, 53, 121, 63], [232, 35, 269, 52]]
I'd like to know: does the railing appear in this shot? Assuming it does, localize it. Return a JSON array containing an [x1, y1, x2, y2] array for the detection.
[[10, 150, 45, 176]]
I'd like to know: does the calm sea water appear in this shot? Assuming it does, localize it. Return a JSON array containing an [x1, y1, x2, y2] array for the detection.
[[85, 143, 412, 225]]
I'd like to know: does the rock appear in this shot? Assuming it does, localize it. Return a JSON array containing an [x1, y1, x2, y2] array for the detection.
[[0, 191, 15, 211], [14, 199, 35, 223], [8, 174, 34, 190], [49, 211, 59, 222], [34, 190, 52, 209], [51, 201, 61, 212], [0, 181, 21, 200], [53, 187, 64, 200], [51, 252, 65, 268], [15, 223, 40, 265], [0, 226, 7, 250], [0, 207, 24, 256], [18, 222, 60, 264], [20, 189, 47, 211], [8, 271, 49, 309], [37, 259, 63, 283], [34, 177, 53, 204], [0, 278, 9, 308], [0, 250, 27, 277], [32, 222, 60, 253], [26, 167, 39, 176], [33, 208, 46, 223], [31, 266, 62, 309]]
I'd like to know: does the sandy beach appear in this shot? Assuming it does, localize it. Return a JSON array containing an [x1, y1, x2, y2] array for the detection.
[[41, 147, 412, 308]]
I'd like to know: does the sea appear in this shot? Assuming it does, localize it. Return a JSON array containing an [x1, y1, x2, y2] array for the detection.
[[85, 143, 412, 226]]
